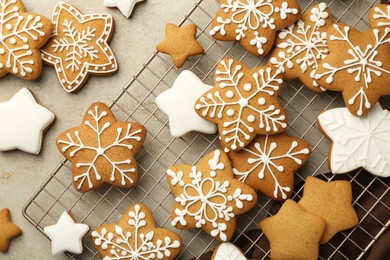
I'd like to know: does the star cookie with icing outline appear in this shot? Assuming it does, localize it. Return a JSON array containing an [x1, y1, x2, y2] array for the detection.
[[92, 203, 182, 260], [0, 208, 22, 253], [0, 0, 52, 80], [104, 0, 146, 18], [41, 2, 118, 92], [369, 4, 390, 27], [56, 102, 146, 192]]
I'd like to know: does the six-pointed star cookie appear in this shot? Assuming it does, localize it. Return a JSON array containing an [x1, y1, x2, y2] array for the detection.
[[56, 102, 146, 192], [155, 70, 217, 137], [44, 211, 89, 255], [167, 150, 257, 241], [0, 0, 52, 80], [317, 104, 390, 178], [269, 3, 333, 92], [92, 203, 182, 260], [259, 199, 326, 260], [41, 2, 118, 92], [298, 176, 359, 243], [369, 4, 390, 27], [315, 24, 390, 116], [195, 58, 288, 151], [104, 0, 146, 18], [156, 23, 204, 68], [0, 208, 22, 253], [210, 0, 301, 57], [0, 88, 55, 154]]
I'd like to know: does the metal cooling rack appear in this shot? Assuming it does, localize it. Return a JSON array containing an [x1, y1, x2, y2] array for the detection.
[[23, 0, 390, 259]]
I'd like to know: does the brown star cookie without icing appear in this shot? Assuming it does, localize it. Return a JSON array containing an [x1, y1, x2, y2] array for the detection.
[[0, 208, 22, 253]]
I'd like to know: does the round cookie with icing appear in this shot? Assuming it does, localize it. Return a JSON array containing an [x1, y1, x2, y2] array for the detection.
[[41, 2, 118, 93], [210, 0, 301, 57], [167, 150, 257, 242], [268, 3, 333, 92], [0, 0, 52, 80], [56, 102, 146, 192], [369, 4, 390, 28], [315, 23, 390, 116], [211, 242, 247, 260], [195, 58, 288, 152]]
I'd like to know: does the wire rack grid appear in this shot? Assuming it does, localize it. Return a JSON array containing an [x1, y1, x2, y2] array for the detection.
[[23, 0, 390, 259]]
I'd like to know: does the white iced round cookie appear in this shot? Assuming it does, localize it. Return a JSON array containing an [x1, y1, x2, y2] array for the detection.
[[212, 242, 247, 260], [104, 0, 146, 18]]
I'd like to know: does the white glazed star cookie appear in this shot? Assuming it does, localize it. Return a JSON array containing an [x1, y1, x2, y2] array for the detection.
[[104, 0, 146, 18]]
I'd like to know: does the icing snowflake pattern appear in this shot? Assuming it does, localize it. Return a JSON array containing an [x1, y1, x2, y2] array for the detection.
[[167, 150, 257, 241], [92, 204, 182, 260], [370, 5, 390, 27], [0, 0, 52, 79], [195, 58, 287, 151], [269, 3, 332, 92], [57, 103, 145, 192]]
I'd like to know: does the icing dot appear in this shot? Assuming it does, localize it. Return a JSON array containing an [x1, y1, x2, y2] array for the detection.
[[111, 64, 115, 68], [227, 109, 235, 116], [258, 97, 266, 105], [58, 68, 62, 73], [226, 90, 234, 98], [5, 24, 12, 30], [95, 66, 99, 70], [244, 83, 252, 91], [103, 67, 107, 71], [67, 85, 72, 89], [0, 63, 3, 68], [48, 56, 52, 61], [247, 115, 255, 122], [0, 48, 4, 55], [9, 38, 16, 45], [61, 79, 66, 83], [104, 47, 108, 51]]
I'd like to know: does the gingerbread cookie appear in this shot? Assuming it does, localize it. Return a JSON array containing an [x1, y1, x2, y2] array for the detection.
[[104, 0, 146, 18], [369, 4, 390, 27], [317, 104, 390, 178], [92, 203, 182, 260], [41, 2, 118, 92], [229, 133, 311, 201], [298, 176, 358, 243], [212, 242, 246, 260], [167, 150, 257, 242], [259, 200, 326, 260], [0, 208, 22, 253], [0, 0, 52, 80], [56, 102, 146, 192], [210, 0, 301, 57], [156, 23, 204, 68], [195, 58, 287, 152], [44, 211, 89, 255], [315, 23, 390, 116], [269, 3, 333, 92]]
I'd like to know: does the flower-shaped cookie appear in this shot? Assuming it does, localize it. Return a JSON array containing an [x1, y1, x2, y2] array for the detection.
[[369, 4, 390, 27], [0, 0, 52, 80], [56, 102, 146, 192], [210, 0, 301, 56], [92, 203, 182, 260], [269, 3, 333, 92], [167, 150, 257, 241], [315, 24, 390, 116], [42, 2, 118, 92], [195, 58, 287, 151]]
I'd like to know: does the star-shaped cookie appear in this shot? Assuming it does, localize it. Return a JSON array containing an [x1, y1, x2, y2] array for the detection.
[[0, 208, 22, 253], [104, 0, 145, 18], [0, 88, 55, 154], [155, 70, 217, 137], [212, 242, 246, 260], [317, 104, 390, 177], [369, 4, 390, 27], [195, 58, 287, 152], [259, 200, 326, 260], [156, 23, 204, 68], [92, 203, 182, 260], [44, 211, 89, 255], [41, 2, 118, 92], [167, 150, 257, 241], [298, 176, 358, 243], [315, 23, 390, 116]]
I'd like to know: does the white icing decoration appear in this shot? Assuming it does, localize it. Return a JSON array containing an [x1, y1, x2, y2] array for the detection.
[[104, 0, 145, 18], [233, 135, 309, 200], [372, 5, 390, 26], [44, 211, 89, 256], [92, 204, 181, 259], [0, 88, 55, 154], [168, 150, 254, 241], [155, 70, 217, 137], [317, 104, 390, 178], [41, 2, 118, 92], [270, 3, 330, 91], [213, 243, 246, 260], [315, 25, 390, 116], [195, 59, 287, 151], [57, 105, 143, 190]]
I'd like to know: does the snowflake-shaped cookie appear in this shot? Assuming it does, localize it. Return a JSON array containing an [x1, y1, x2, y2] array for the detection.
[[315, 24, 390, 116], [210, 0, 301, 57], [269, 3, 333, 92], [92, 203, 182, 260], [317, 104, 390, 178], [369, 4, 390, 27], [195, 58, 287, 152], [0, 0, 52, 80], [167, 150, 257, 241], [229, 133, 311, 201], [42, 2, 117, 92], [56, 102, 146, 192]]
